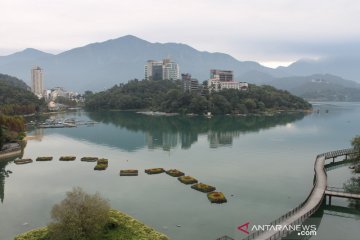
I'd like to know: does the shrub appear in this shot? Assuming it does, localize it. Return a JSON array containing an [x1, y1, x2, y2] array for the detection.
[[48, 187, 110, 240]]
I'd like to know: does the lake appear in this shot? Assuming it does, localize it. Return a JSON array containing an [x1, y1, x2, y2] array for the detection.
[[1, 102, 360, 240]]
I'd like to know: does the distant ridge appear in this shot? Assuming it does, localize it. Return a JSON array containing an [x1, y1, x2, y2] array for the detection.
[[0, 35, 273, 91], [0, 35, 359, 92]]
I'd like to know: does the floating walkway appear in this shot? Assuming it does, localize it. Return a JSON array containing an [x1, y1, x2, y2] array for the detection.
[[242, 148, 359, 240]]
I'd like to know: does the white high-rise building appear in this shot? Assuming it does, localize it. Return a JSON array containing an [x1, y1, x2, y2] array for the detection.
[[31, 66, 44, 97], [162, 59, 180, 80], [144, 59, 179, 81]]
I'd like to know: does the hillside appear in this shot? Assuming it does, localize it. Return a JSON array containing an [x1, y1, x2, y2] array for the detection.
[[0, 35, 359, 95], [85, 79, 311, 114], [0, 35, 275, 92], [0, 73, 43, 115], [265, 74, 360, 101]]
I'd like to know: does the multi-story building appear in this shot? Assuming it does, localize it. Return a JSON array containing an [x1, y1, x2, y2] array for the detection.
[[31, 66, 44, 97], [210, 69, 233, 82], [145, 60, 163, 81], [182, 73, 199, 92], [208, 69, 248, 92], [144, 59, 179, 81], [162, 59, 180, 80]]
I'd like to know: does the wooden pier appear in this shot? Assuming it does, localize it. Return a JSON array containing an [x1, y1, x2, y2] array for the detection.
[[241, 148, 359, 240]]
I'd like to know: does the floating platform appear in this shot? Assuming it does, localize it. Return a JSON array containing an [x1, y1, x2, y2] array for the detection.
[[178, 176, 198, 185], [166, 169, 185, 177], [81, 157, 98, 162], [145, 168, 165, 175], [120, 169, 138, 176], [36, 156, 53, 161], [14, 159, 33, 165], [191, 183, 216, 193], [59, 156, 76, 161], [207, 192, 227, 204], [94, 158, 108, 170]]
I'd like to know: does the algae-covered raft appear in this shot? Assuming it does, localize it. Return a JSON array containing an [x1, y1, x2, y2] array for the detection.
[[36, 157, 53, 161], [94, 158, 108, 170], [120, 169, 138, 176]]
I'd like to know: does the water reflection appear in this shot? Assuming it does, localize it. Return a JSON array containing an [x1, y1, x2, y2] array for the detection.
[[87, 111, 306, 150]]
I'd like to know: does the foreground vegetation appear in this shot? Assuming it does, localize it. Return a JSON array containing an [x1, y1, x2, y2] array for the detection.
[[85, 79, 312, 114], [0, 73, 45, 149], [343, 136, 360, 209], [15, 210, 169, 240], [15, 188, 168, 240], [0, 115, 25, 150]]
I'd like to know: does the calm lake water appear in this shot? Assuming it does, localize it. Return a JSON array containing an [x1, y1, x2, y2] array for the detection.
[[1, 102, 360, 240]]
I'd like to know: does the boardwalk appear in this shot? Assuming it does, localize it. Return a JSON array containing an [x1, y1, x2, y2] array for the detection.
[[325, 187, 360, 201], [242, 148, 359, 240]]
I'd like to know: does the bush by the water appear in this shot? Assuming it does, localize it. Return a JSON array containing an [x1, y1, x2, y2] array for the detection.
[[48, 187, 110, 240]]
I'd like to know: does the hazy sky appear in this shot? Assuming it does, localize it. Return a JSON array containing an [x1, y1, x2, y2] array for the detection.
[[1, 0, 359, 67]]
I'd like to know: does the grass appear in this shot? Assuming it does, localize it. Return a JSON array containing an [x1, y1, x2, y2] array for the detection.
[[191, 183, 216, 193], [178, 176, 198, 185], [81, 157, 98, 162], [120, 169, 138, 176], [14, 209, 169, 240], [59, 156, 76, 161], [207, 192, 227, 204], [165, 169, 184, 177], [36, 157, 53, 161], [145, 168, 165, 175]]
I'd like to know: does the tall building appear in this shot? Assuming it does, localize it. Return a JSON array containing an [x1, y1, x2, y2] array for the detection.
[[31, 66, 44, 97], [144, 59, 179, 81], [145, 60, 162, 81], [208, 69, 248, 92], [182, 73, 199, 92], [162, 59, 180, 80]]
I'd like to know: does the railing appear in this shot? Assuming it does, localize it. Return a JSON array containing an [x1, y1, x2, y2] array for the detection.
[[326, 186, 346, 192], [241, 148, 359, 240]]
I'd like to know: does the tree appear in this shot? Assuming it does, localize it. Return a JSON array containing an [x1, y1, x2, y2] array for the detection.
[[0, 126, 4, 150], [352, 135, 360, 162], [343, 177, 360, 209], [48, 187, 110, 240]]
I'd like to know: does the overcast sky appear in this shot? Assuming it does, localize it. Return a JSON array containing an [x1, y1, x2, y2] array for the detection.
[[1, 0, 359, 67]]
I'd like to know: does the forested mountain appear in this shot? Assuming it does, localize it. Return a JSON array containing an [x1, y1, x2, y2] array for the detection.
[[0, 35, 274, 92], [262, 74, 360, 101], [0, 35, 358, 99], [0, 73, 44, 115]]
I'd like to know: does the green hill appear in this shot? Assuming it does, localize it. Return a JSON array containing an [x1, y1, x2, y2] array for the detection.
[[0, 73, 43, 115], [85, 79, 311, 114]]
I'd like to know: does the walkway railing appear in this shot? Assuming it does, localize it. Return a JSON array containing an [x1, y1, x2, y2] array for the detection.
[[241, 148, 359, 240]]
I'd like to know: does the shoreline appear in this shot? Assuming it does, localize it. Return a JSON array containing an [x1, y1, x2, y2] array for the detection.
[[0, 144, 22, 161]]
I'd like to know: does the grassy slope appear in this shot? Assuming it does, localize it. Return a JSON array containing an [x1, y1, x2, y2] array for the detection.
[[14, 209, 169, 240]]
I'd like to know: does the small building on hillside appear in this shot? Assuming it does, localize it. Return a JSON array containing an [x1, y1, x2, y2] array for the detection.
[[208, 69, 248, 92]]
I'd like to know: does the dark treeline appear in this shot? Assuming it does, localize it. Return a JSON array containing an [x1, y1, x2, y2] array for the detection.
[[0, 73, 45, 115], [84, 79, 312, 114]]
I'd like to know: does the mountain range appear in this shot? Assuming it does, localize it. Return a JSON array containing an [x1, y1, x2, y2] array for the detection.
[[0, 35, 359, 98]]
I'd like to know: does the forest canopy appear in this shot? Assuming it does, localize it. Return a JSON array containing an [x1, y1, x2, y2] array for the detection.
[[0, 73, 44, 115], [85, 79, 312, 114]]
